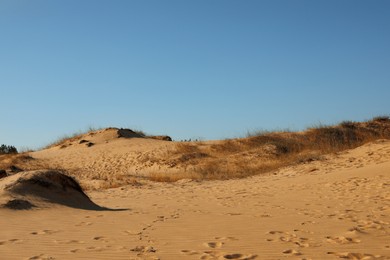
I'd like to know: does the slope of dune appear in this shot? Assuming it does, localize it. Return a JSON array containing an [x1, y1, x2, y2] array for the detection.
[[0, 170, 105, 210], [26, 118, 390, 188], [31, 128, 177, 189], [1, 139, 389, 259]]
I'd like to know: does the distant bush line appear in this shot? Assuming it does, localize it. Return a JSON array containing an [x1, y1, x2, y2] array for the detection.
[[0, 144, 18, 154]]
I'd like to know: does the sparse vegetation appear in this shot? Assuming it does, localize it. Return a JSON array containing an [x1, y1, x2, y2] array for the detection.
[[133, 129, 147, 137], [44, 131, 90, 149], [149, 171, 201, 183], [157, 116, 390, 181], [0, 153, 35, 170], [372, 115, 390, 122], [5, 117, 389, 187]]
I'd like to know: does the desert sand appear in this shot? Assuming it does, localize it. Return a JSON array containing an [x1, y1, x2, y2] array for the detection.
[[0, 128, 389, 260]]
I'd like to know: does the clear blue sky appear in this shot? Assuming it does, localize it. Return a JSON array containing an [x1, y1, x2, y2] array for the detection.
[[1, 0, 389, 149]]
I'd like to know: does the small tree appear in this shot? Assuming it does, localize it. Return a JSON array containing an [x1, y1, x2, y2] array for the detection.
[[0, 144, 18, 154]]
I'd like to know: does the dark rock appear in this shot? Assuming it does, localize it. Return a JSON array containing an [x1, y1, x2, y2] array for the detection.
[[79, 139, 89, 144], [86, 142, 94, 147]]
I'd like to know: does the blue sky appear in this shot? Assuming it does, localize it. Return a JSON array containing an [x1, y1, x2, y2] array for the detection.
[[1, 0, 389, 149]]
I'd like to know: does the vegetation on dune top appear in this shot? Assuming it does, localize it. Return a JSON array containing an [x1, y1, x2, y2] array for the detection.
[[2, 116, 389, 187], [150, 116, 390, 182], [42, 127, 171, 150]]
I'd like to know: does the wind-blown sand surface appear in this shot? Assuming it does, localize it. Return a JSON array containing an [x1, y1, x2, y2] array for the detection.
[[1, 137, 389, 259]]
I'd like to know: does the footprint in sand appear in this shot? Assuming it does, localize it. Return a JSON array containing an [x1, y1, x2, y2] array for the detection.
[[215, 236, 238, 241], [226, 213, 242, 216], [130, 245, 157, 253], [54, 239, 85, 245], [8, 239, 23, 244], [294, 238, 311, 248], [28, 254, 55, 260], [283, 249, 302, 256], [223, 253, 257, 259], [180, 249, 199, 255], [123, 230, 142, 235], [85, 246, 104, 252], [268, 230, 284, 235], [0, 239, 23, 245], [267, 230, 317, 248], [200, 251, 218, 260], [30, 230, 59, 235], [204, 241, 224, 248], [265, 231, 283, 241], [327, 251, 383, 259], [92, 236, 108, 242], [75, 221, 92, 227], [326, 236, 361, 244]]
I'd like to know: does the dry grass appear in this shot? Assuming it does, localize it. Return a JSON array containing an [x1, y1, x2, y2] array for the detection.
[[149, 171, 202, 182], [0, 153, 35, 170], [43, 127, 102, 149], [6, 117, 388, 186], [44, 132, 87, 149], [155, 116, 390, 182]]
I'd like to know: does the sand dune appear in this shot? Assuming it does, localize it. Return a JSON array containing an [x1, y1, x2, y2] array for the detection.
[[0, 170, 105, 210], [0, 137, 389, 259], [32, 128, 177, 189]]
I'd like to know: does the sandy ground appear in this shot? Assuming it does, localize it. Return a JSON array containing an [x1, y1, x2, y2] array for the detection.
[[1, 139, 389, 259], [32, 129, 179, 188]]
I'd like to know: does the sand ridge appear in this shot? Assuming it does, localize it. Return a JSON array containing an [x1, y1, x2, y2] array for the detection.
[[32, 129, 176, 189], [0, 140, 389, 259]]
